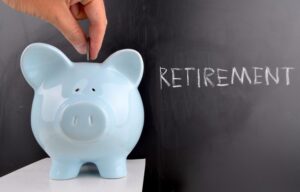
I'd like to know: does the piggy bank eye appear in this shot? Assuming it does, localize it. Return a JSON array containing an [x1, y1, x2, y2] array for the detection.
[[75, 88, 80, 92], [92, 88, 96, 92]]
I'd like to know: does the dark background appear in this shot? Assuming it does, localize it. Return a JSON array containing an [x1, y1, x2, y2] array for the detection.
[[1, 0, 300, 191]]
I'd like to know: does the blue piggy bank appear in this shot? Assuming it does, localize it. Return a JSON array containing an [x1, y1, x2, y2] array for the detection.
[[20, 43, 144, 180]]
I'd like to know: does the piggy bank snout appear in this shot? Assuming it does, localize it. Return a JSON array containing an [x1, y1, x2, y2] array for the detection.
[[60, 103, 107, 141]]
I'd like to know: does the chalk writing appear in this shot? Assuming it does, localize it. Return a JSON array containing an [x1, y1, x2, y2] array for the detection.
[[160, 66, 295, 90]]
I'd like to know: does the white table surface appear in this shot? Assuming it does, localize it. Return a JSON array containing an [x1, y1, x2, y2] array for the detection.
[[0, 158, 145, 192]]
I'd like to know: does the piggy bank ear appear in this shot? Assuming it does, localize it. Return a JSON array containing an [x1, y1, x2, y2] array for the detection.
[[20, 43, 73, 89], [104, 49, 144, 87]]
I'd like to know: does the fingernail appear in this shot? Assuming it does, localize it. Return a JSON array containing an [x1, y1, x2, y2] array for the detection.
[[91, 53, 98, 61], [75, 43, 87, 54]]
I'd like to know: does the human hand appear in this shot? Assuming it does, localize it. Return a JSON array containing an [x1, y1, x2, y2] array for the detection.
[[2, 0, 107, 60]]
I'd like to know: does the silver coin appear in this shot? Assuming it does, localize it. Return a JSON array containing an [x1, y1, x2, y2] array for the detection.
[[86, 37, 90, 61]]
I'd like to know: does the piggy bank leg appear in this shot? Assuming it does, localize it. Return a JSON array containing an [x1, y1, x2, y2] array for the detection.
[[50, 159, 82, 180], [95, 157, 127, 178]]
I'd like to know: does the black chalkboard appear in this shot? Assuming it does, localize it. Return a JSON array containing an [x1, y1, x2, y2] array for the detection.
[[1, 0, 300, 192]]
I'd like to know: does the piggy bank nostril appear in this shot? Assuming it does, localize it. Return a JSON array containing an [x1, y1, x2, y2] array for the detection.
[[88, 115, 93, 126], [72, 116, 78, 126]]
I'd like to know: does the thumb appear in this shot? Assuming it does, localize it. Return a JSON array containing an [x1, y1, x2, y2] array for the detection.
[[49, 5, 87, 54]]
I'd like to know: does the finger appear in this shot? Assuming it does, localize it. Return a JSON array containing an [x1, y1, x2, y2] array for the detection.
[[70, 3, 87, 20], [83, 0, 107, 60], [49, 4, 87, 54]]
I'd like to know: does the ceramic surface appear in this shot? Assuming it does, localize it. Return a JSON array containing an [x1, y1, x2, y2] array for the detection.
[[20, 43, 144, 180]]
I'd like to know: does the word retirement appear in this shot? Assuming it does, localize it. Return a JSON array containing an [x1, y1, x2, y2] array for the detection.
[[160, 66, 295, 90]]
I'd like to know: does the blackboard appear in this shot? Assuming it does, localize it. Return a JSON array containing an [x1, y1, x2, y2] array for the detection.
[[1, 0, 300, 191]]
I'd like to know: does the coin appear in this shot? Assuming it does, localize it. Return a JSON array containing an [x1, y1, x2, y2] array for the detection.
[[87, 37, 90, 61]]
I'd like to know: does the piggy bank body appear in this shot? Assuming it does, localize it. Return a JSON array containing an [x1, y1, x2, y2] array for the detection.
[[20, 43, 144, 180]]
